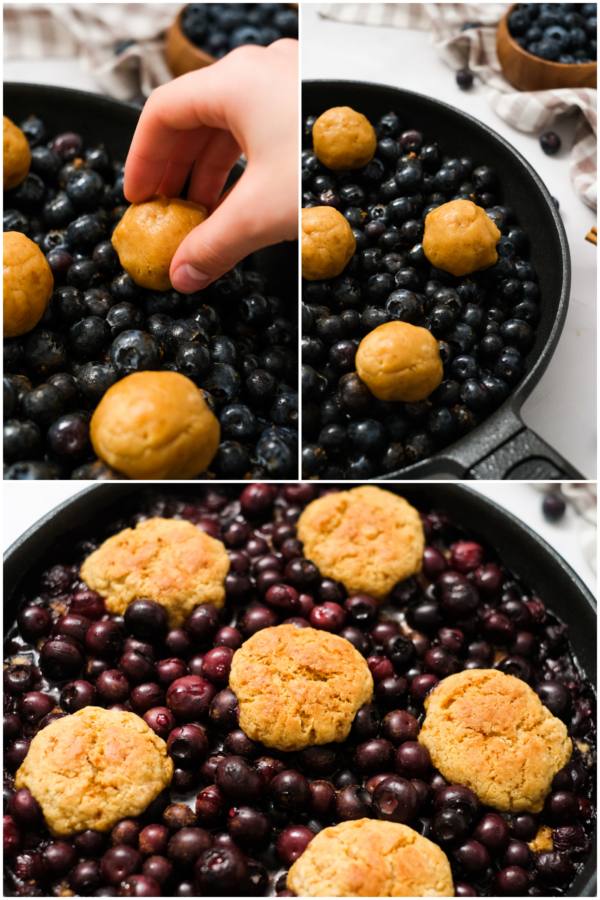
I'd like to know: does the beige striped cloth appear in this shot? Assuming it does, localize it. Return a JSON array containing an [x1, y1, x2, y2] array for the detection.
[[318, 3, 597, 211], [3, 3, 179, 99]]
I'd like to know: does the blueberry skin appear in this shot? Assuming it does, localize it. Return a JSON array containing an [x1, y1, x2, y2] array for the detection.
[[4, 461, 58, 480], [67, 214, 105, 252], [202, 364, 241, 405], [109, 330, 162, 377], [212, 441, 252, 479], [175, 342, 212, 382], [76, 363, 118, 407], [70, 317, 112, 361], [23, 331, 68, 376], [271, 390, 298, 429], [65, 169, 105, 211], [21, 384, 66, 429], [4, 419, 43, 463], [4, 209, 29, 234], [257, 428, 297, 478]]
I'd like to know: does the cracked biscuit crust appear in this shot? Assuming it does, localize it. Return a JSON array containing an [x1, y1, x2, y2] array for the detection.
[[80, 517, 229, 628], [229, 625, 373, 752], [287, 819, 454, 897], [296, 486, 424, 601], [418, 669, 572, 813], [15, 707, 173, 836]]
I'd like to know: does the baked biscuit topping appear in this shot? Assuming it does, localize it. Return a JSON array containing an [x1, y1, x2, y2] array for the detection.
[[297, 486, 424, 600], [287, 818, 454, 897], [418, 669, 572, 813], [229, 624, 373, 751], [15, 707, 173, 836], [80, 516, 229, 628]]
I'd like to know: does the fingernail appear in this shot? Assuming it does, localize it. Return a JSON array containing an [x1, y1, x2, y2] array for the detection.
[[171, 264, 211, 293]]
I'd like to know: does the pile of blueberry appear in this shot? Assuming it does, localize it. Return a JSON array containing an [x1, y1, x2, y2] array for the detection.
[[3, 115, 298, 480], [3, 483, 596, 897], [181, 3, 298, 59], [301, 111, 542, 479], [508, 3, 597, 64]]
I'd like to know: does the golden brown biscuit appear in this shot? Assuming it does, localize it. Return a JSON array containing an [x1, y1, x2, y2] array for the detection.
[[423, 199, 500, 277], [229, 625, 373, 751], [355, 321, 443, 402], [4, 117, 31, 190], [288, 819, 454, 897], [80, 516, 229, 628], [418, 669, 572, 814], [297, 486, 424, 601], [302, 207, 356, 280], [313, 107, 377, 170], [112, 194, 208, 291], [3, 232, 54, 338], [90, 371, 220, 480], [15, 707, 173, 836]]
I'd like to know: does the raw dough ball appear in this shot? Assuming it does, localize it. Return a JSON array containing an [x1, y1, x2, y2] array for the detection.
[[287, 819, 454, 897], [3, 116, 31, 190], [313, 106, 377, 170], [418, 669, 573, 813], [90, 370, 220, 480], [297, 485, 424, 601], [15, 707, 173, 836], [81, 516, 229, 628], [356, 320, 443, 402], [3, 232, 54, 338], [112, 194, 208, 291], [423, 199, 500, 277], [229, 625, 373, 751], [302, 206, 356, 280]]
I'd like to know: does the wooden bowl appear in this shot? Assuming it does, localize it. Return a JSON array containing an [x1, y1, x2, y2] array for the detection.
[[166, 4, 299, 79], [497, 4, 597, 91], [166, 7, 215, 78]]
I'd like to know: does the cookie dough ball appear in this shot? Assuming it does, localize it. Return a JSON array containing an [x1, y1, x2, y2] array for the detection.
[[112, 194, 208, 291], [229, 625, 373, 751], [3, 116, 31, 190], [81, 516, 229, 628], [297, 486, 424, 601], [423, 199, 500, 277], [15, 707, 173, 836], [288, 819, 454, 897], [418, 669, 572, 814], [90, 371, 220, 480], [3, 232, 54, 338], [302, 206, 356, 281], [356, 320, 443, 402], [313, 106, 377, 170]]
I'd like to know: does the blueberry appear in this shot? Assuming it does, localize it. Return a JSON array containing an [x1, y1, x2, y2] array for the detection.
[[109, 330, 161, 376], [20, 116, 48, 148], [348, 419, 386, 454], [386, 289, 422, 323], [67, 259, 101, 291], [52, 286, 86, 325], [6, 174, 45, 213], [212, 441, 252, 478], [83, 288, 115, 319], [106, 303, 145, 337], [46, 413, 91, 463], [176, 342, 212, 382], [220, 404, 257, 442], [461, 380, 490, 412], [230, 25, 263, 48], [4, 419, 43, 462], [76, 363, 118, 407], [542, 493, 566, 522], [52, 132, 83, 161], [4, 461, 58, 480], [70, 317, 111, 360], [65, 169, 104, 211], [110, 273, 141, 303], [23, 331, 68, 376], [271, 390, 298, 428], [67, 214, 105, 252], [256, 428, 296, 478], [540, 131, 561, 155], [92, 241, 120, 276], [21, 384, 65, 428], [203, 364, 241, 405], [43, 191, 77, 229], [302, 444, 328, 477], [3, 209, 29, 234]]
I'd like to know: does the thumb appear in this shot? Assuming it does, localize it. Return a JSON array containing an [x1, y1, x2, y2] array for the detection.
[[170, 165, 296, 293]]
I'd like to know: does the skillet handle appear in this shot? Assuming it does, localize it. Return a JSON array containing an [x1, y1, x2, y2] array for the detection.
[[468, 427, 585, 480]]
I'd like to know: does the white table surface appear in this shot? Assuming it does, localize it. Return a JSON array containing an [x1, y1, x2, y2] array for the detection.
[[301, 5, 598, 479], [3, 481, 596, 596]]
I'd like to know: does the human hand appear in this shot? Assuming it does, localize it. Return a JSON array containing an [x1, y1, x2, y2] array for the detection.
[[124, 39, 298, 293]]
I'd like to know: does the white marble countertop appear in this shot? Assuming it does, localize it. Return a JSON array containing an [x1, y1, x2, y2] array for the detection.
[[301, 5, 597, 478], [3, 481, 596, 596]]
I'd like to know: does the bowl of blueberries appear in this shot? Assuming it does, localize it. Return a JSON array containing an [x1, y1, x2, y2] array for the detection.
[[166, 3, 299, 79], [497, 3, 597, 92], [3, 82, 299, 481]]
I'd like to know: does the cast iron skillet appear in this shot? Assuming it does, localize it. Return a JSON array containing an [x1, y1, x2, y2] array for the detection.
[[3, 483, 597, 896], [304, 80, 583, 480]]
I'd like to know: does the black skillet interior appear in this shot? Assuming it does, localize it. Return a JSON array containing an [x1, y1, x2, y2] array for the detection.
[[3, 482, 596, 896], [303, 80, 580, 480]]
